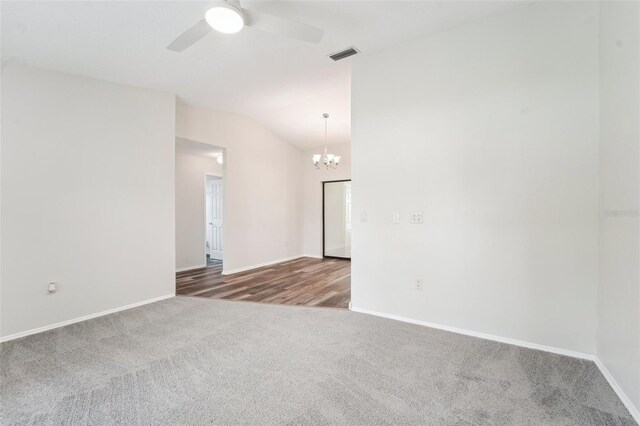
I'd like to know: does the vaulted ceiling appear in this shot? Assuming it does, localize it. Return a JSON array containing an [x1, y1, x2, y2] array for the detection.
[[2, 1, 522, 149]]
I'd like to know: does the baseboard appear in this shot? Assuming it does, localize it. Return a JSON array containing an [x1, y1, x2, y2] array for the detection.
[[302, 254, 323, 259], [0, 293, 175, 343], [176, 264, 206, 272], [593, 358, 640, 423], [349, 306, 595, 361], [222, 255, 305, 275], [350, 306, 640, 421]]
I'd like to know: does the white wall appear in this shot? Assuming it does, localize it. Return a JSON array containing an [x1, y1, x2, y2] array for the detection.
[[175, 147, 223, 270], [598, 0, 640, 415], [351, 2, 599, 354], [176, 103, 303, 273], [1, 64, 176, 338], [302, 144, 351, 257]]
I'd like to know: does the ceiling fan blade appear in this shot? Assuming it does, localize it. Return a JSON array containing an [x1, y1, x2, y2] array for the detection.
[[243, 9, 323, 43], [167, 19, 212, 52]]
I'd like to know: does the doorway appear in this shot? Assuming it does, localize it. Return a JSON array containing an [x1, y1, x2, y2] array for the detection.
[[206, 174, 223, 266], [323, 180, 352, 259], [175, 138, 224, 273]]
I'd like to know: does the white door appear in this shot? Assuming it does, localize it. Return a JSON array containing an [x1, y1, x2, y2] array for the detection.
[[207, 178, 223, 260]]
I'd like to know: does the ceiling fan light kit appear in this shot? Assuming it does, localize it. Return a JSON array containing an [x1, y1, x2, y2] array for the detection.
[[205, 1, 244, 34]]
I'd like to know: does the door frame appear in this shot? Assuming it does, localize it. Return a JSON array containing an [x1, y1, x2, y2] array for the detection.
[[204, 172, 223, 266], [322, 179, 352, 260]]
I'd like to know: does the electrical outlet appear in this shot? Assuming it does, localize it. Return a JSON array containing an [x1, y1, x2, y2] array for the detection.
[[48, 282, 57, 294], [360, 212, 368, 223], [392, 212, 400, 224], [415, 279, 424, 290], [410, 212, 424, 224]]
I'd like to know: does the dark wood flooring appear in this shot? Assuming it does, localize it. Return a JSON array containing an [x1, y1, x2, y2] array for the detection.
[[176, 257, 351, 309]]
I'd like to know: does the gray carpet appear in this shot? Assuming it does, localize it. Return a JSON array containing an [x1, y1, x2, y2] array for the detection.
[[0, 296, 635, 425]]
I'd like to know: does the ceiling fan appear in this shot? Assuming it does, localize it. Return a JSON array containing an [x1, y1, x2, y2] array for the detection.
[[167, 0, 324, 52]]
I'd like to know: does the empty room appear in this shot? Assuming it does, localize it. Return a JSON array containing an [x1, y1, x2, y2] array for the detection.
[[1, 1, 639, 425]]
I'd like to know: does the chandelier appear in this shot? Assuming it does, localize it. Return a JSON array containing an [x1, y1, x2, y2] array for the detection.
[[312, 113, 340, 169]]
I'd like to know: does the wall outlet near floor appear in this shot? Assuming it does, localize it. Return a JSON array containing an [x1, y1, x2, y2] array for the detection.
[[410, 212, 424, 224], [414, 279, 424, 290]]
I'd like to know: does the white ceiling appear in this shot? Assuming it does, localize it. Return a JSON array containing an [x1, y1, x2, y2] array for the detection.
[[1, 1, 523, 149]]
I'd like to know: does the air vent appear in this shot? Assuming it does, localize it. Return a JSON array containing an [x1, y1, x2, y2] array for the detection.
[[329, 47, 360, 61]]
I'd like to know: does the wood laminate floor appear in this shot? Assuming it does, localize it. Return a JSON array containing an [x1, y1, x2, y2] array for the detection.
[[176, 257, 351, 309]]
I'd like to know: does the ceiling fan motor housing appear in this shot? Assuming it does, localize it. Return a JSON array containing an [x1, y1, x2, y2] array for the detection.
[[221, 0, 244, 18]]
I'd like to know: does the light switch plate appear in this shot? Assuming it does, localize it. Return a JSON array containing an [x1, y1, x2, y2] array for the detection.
[[410, 212, 424, 224]]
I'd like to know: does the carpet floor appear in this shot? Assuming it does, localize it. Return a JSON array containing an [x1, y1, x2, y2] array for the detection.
[[1, 296, 635, 425]]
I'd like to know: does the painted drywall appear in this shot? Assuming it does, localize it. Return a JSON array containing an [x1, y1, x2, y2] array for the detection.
[[175, 146, 223, 270], [176, 103, 303, 273], [351, 2, 599, 354], [302, 144, 351, 257], [598, 0, 640, 414], [1, 64, 176, 338]]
